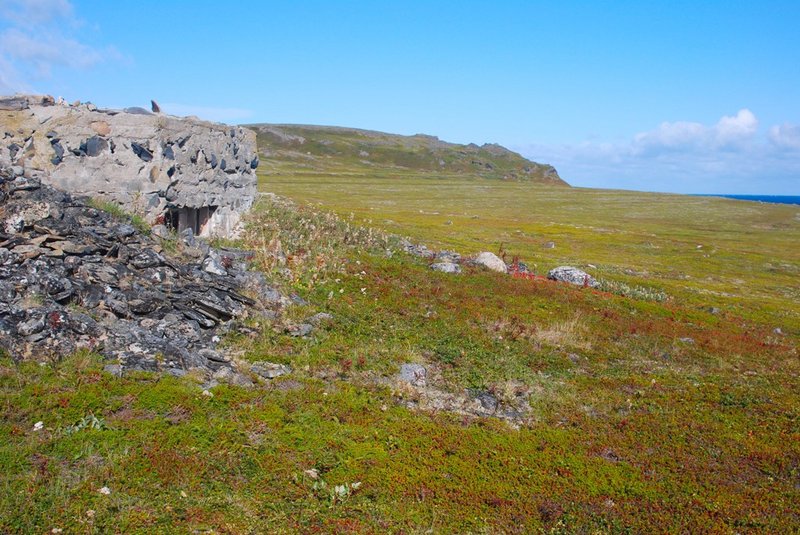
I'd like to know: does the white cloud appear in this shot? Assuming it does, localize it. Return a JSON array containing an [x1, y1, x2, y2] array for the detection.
[[631, 109, 758, 156], [162, 103, 254, 124], [0, 0, 120, 92], [715, 109, 758, 145], [0, 0, 74, 27], [768, 123, 800, 151], [0, 53, 26, 93], [518, 110, 800, 194], [0, 28, 120, 76]]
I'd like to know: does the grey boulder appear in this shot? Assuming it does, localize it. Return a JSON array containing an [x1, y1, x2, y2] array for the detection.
[[430, 262, 461, 274], [547, 266, 598, 287]]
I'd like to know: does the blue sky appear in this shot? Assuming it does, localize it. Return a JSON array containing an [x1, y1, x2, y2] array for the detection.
[[1, 0, 798, 194]]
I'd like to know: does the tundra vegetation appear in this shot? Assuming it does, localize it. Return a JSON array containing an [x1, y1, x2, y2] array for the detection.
[[1, 126, 798, 533]]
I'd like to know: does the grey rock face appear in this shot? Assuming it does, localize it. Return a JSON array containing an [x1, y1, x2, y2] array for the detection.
[[1, 95, 258, 238], [547, 266, 598, 288], [0, 94, 53, 111], [84, 136, 108, 157]]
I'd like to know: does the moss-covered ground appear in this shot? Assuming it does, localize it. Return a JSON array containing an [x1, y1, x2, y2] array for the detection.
[[1, 165, 798, 532]]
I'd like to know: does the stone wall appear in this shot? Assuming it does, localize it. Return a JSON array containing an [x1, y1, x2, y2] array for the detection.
[[0, 94, 258, 238]]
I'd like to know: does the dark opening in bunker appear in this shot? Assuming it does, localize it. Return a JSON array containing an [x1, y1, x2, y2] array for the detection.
[[165, 206, 218, 236]]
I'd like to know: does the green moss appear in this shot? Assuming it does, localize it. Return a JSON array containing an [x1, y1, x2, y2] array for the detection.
[[88, 198, 151, 235]]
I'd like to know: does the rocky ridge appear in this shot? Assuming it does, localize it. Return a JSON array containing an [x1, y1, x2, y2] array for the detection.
[[0, 164, 290, 381], [253, 123, 566, 185]]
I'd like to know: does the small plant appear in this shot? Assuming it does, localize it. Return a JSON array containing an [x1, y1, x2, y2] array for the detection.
[[63, 413, 106, 435], [311, 478, 362, 506], [47, 311, 64, 330]]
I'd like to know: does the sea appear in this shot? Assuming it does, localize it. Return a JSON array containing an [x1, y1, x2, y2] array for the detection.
[[693, 194, 800, 206]]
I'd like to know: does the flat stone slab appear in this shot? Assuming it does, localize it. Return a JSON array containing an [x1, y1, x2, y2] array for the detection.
[[250, 361, 291, 379]]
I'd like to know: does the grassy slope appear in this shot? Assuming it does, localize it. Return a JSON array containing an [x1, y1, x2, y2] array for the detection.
[[249, 124, 567, 185], [1, 129, 799, 533], [260, 174, 800, 330]]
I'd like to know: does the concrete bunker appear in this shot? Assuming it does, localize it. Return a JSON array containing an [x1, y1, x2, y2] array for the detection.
[[166, 206, 218, 237], [0, 95, 259, 239]]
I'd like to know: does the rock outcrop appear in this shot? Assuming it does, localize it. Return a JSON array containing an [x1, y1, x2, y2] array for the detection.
[[0, 94, 258, 238], [547, 266, 598, 287], [0, 165, 282, 377]]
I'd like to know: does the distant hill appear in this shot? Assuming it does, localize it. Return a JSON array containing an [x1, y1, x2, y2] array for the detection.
[[247, 124, 568, 185]]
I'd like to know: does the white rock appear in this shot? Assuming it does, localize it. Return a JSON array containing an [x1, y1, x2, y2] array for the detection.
[[33, 421, 44, 431], [473, 252, 507, 273], [202, 251, 228, 276]]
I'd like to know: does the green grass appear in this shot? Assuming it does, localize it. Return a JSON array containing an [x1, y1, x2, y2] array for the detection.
[[251, 124, 566, 184], [2, 248, 798, 532], [1, 137, 799, 532], [87, 198, 151, 235], [258, 173, 800, 331]]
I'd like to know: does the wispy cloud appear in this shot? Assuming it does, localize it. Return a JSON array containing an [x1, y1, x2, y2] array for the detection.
[[161, 102, 254, 124], [0, 0, 122, 93], [518, 110, 800, 194], [768, 123, 800, 151], [0, 0, 74, 27]]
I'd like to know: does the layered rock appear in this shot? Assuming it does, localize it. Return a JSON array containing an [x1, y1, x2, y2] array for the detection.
[[0, 165, 282, 377], [0, 94, 258, 238]]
